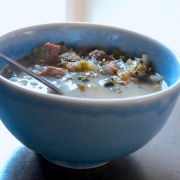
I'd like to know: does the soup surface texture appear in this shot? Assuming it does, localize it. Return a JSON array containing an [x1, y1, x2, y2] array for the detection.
[[2, 43, 167, 98]]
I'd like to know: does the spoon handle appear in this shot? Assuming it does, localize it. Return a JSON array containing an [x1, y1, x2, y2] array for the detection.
[[0, 53, 63, 95]]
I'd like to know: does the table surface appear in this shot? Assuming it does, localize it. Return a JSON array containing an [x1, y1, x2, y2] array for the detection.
[[0, 95, 180, 180]]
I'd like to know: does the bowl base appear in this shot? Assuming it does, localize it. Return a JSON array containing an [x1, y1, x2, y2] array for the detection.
[[43, 156, 109, 169]]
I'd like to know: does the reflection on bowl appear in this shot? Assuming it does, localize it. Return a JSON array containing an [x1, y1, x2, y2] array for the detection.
[[0, 23, 180, 169]]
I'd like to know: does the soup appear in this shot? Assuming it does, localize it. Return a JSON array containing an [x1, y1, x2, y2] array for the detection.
[[2, 42, 167, 98]]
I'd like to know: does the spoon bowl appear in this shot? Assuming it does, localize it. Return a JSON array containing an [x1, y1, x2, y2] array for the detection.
[[0, 53, 63, 95]]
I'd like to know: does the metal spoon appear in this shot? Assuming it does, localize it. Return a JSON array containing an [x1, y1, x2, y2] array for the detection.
[[0, 53, 63, 95]]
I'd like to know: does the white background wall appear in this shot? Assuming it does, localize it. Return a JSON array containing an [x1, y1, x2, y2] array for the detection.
[[79, 0, 180, 54], [0, 0, 180, 54], [0, 0, 66, 35]]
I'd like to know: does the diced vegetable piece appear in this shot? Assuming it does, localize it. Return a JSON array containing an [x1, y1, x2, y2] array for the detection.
[[88, 83, 98, 90], [153, 84, 161, 90], [103, 78, 115, 87], [87, 61, 98, 72], [77, 84, 86, 91], [149, 75, 163, 82]]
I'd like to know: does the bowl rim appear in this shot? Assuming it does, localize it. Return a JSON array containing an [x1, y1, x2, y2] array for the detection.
[[0, 22, 180, 104]]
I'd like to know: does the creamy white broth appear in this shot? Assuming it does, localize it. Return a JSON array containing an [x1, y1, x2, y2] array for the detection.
[[2, 43, 167, 99], [8, 72, 167, 98]]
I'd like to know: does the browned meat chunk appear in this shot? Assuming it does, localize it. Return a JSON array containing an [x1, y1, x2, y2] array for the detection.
[[59, 52, 81, 62], [39, 66, 67, 78], [89, 49, 115, 61], [40, 43, 61, 63]]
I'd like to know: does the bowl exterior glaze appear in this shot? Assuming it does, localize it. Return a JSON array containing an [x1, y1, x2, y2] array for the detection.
[[0, 23, 180, 165]]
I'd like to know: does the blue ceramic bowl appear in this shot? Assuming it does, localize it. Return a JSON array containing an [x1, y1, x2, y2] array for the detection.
[[0, 23, 180, 169]]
